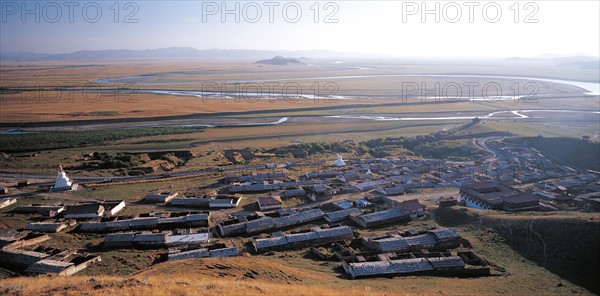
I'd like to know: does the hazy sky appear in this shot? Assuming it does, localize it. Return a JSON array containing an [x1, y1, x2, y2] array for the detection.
[[1, 0, 599, 58]]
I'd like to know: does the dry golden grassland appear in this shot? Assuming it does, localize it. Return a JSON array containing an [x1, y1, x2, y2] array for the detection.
[[2, 60, 597, 123], [0, 274, 365, 296], [0, 246, 593, 295]]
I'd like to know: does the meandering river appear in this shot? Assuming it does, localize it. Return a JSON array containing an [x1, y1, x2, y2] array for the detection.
[[96, 73, 600, 96]]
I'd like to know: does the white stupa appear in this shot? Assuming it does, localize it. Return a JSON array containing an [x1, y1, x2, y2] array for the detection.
[[333, 154, 346, 167], [52, 165, 75, 191]]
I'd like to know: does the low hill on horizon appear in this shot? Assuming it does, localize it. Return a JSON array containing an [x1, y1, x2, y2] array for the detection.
[[255, 55, 306, 65]]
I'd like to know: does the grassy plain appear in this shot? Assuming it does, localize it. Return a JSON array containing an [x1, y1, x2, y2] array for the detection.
[[1, 59, 598, 124], [2, 59, 597, 157]]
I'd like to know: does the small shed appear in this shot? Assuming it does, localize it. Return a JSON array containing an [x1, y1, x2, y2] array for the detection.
[[396, 199, 425, 219], [305, 185, 333, 202], [438, 196, 458, 208], [333, 200, 353, 210], [257, 195, 283, 211], [99, 200, 126, 217], [324, 208, 361, 223], [63, 204, 104, 219], [350, 208, 409, 228], [355, 199, 372, 208], [427, 256, 465, 271]]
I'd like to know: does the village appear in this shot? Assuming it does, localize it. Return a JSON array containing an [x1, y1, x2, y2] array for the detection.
[[1, 138, 599, 281]]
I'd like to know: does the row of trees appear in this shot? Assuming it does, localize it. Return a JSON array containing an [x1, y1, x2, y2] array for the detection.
[[272, 135, 482, 160]]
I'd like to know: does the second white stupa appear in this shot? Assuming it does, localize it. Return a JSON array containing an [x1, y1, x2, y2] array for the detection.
[[333, 154, 346, 167]]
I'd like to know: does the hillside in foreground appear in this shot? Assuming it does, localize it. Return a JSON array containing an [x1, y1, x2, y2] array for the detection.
[[0, 254, 592, 295], [1, 208, 598, 295]]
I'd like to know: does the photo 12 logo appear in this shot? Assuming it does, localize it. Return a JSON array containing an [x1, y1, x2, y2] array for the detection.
[[179, 81, 341, 103], [401, 1, 539, 23], [0, 83, 139, 104], [0, 81, 341, 104], [201, 1, 339, 23], [400, 81, 539, 103], [1, 1, 140, 23]]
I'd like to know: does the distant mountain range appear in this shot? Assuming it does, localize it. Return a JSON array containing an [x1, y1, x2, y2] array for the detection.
[[3, 48, 598, 65], [255, 56, 306, 65], [0, 47, 358, 61]]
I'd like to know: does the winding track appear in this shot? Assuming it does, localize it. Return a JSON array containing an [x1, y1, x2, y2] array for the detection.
[[474, 136, 503, 161]]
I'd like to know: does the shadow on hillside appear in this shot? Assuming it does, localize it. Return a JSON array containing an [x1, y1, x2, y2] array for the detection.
[[436, 207, 600, 294]]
